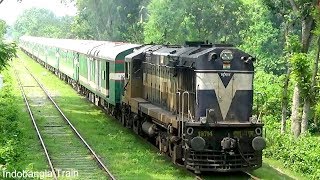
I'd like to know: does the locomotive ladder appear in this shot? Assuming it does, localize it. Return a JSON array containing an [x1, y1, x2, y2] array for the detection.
[[177, 90, 195, 137]]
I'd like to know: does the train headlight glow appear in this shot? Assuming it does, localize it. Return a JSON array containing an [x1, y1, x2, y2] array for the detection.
[[220, 50, 233, 61]]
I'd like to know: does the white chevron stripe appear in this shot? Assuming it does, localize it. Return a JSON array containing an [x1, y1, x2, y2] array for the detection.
[[196, 73, 252, 120]]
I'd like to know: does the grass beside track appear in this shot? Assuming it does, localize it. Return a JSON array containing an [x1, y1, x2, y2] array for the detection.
[[17, 51, 194, 179]]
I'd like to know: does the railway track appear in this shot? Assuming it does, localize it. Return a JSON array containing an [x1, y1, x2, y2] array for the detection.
[[244, 171, 260, 180], [14, 62, 116, 180]]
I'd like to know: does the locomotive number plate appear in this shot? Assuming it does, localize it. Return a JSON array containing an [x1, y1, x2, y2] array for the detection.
[[233, 131, 254, 138], [198, 131, 213, 137]]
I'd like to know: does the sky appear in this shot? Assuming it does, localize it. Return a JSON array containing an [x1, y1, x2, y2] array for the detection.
[[0, 0, 77, 25]]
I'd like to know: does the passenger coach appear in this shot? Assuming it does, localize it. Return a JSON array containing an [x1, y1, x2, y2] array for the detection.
[[20, 36, 139, 113]]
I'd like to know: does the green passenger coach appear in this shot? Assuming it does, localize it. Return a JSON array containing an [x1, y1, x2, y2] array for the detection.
[[20, 36, 140, 110]]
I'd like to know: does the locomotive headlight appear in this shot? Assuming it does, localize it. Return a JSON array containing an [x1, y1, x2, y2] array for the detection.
[[252, 136, 266, 151], [190, 136, 206, 151], [220, 50, 233, 61]]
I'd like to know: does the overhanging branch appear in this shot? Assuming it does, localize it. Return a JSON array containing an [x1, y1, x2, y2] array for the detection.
[[289, 0, 299, 12]]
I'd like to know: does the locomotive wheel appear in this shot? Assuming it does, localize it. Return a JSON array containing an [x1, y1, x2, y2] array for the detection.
[[121, 107, 126, 126], [158, 134, 169, 154], [132, 115, 140, 134], [125, 113, 132, 128], [169, 142, 182, 164], [110, 106, 115, 117]]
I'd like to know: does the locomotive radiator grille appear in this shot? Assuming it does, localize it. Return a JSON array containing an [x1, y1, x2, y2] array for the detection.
[[185, 150, 261, 172]]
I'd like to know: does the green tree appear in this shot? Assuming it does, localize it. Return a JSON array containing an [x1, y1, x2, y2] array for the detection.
[[144, 0, 248, 45], [262, 0, 319, 137], [13, 7, 73, 39], [0, 42, 16, 71], [0, 20, 16, 71], [288, 0, 318, 137], [144, 0, 186, 44], [72, 0, 146, 42], [0, 19, 7, 39], [240, 0, 284, 74]]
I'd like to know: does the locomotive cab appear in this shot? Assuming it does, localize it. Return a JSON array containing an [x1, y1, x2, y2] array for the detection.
[[183, 46, 266, 172]]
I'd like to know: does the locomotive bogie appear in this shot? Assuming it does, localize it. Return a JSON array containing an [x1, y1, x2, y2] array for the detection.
[[183, 123, 264, 172]]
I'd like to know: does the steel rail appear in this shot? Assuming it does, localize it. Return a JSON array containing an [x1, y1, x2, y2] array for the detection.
[[13, 68, 58, 180], [23, 65, 116, 180], [244, 171, 260, 180]]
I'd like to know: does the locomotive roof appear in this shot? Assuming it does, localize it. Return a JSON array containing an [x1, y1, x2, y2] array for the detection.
[[125, 45, 156, 61], [127, 44, 252, 71], [151, 45, 236, 58], [20, 36, 140, 61]]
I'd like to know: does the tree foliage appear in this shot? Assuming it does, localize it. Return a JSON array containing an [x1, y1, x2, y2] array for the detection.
[[144, 0, 248, 45], [290, 53, 312, 97], [13, 8, 73, 39], [72, 0, 146, 42], [0, 19, 7, 39], [240, 0, 285, 74], [0, 20, 16, 72], [0, 42, 16, 72]]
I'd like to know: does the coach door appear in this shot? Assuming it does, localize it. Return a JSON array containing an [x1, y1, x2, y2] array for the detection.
[[73, 52, 79, 81], [95, 59, 100, 92]]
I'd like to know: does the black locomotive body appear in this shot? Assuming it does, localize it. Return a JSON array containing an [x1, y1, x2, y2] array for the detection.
[[122, 42, 266, 173]]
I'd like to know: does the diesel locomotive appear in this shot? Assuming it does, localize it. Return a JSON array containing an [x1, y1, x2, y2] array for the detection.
[[20, 36, 266, 173]]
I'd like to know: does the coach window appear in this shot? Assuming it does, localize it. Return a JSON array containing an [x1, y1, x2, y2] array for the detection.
[[91, 59, 95, 82], [132, 59, 142, 78], [88, 59, 90, 81], [88, 58, 93, 82]]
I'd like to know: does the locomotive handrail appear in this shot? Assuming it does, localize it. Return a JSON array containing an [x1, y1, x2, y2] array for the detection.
[[181, 91, 191, 138], [196, 84, 199, 106], [187, 92, 195, 121], [176, 91, 181, 136], [181, 91, 185, 138]]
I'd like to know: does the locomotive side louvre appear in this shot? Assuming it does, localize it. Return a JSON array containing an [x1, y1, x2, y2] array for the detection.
[[148, 48, 194, 114]]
